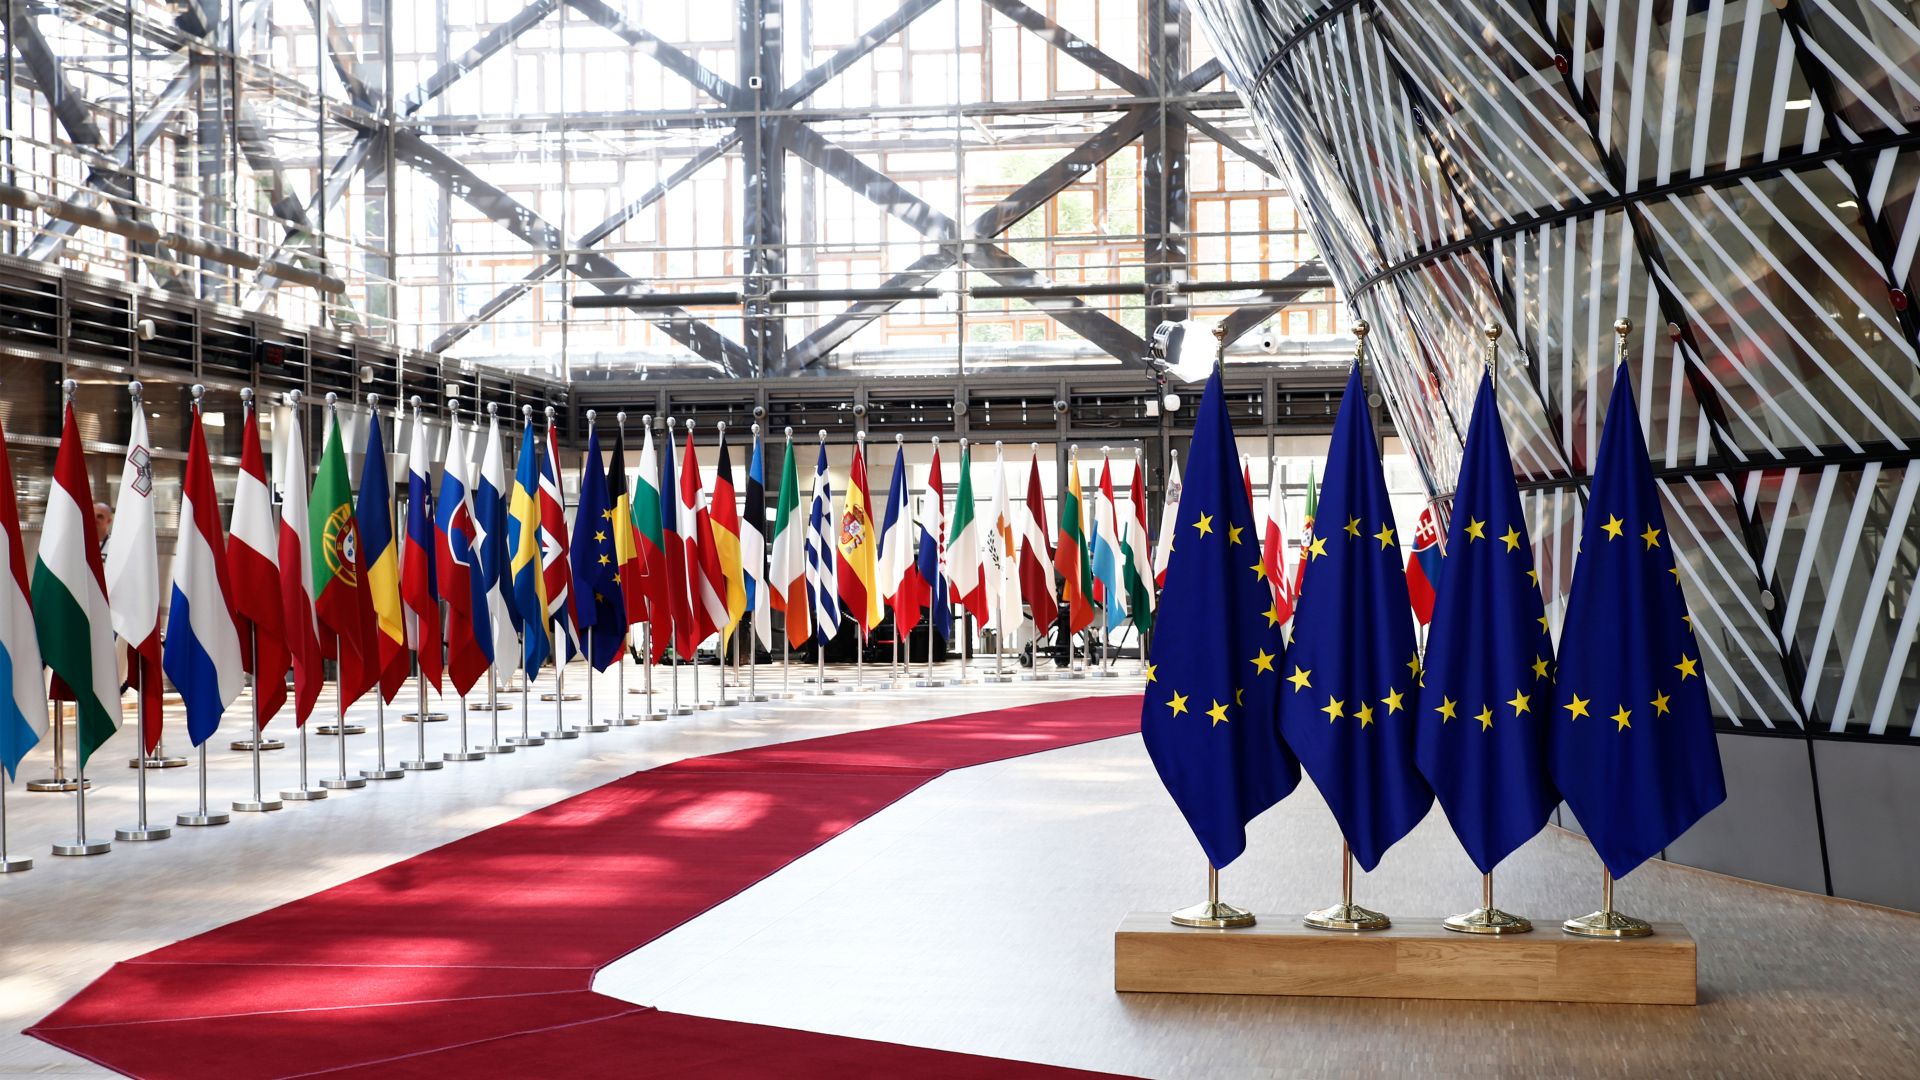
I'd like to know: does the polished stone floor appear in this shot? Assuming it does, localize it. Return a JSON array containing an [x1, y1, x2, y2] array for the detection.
[[5, 658, 1918, 1079]]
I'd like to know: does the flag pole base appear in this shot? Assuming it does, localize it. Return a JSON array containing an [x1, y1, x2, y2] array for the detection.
[[362, 766, 405, 780], [612, 715, 644, 726], [1170, 898, 1255, 929], [538, 693, 581, 703], [228, 738, 285, 751], [748, 693, 770, 702], [909, 679, 947, 688], [1562, 909, 1653, 938], [478, 743, 517, 754], [0, 855, 31, 872], [26, 778, 87, 792], [175, 810, 230, 827], [442, 750, 486, 762], [580, 722, 613, 733], [51, 839, 112, 856], [279, 787, 327, 801], [401, 713, 449, 723], [469, 701, 512, 711], [319, 775, 367, 790], [1444, 907, 1533, 934], [128, 754, 189, 768], [983, 673, 1015, 683], [231, 797, 283, 813], [313, 725, 366, 736], [399, 759, 444, 771], [1303, 903, 1391, 932], [504, 735, 545, 747], [542, 729, 581, 741], [669, 706, 694, 716], [114, 825, 172, 841]]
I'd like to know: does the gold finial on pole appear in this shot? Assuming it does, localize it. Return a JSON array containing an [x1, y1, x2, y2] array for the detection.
[[1485, 322, 1502, 397], [1613, 316, 1632, 368]]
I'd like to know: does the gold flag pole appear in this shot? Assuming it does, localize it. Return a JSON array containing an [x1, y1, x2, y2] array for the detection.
[[1171, 863, 1255, 929], [1442, 323, 1532, 935]]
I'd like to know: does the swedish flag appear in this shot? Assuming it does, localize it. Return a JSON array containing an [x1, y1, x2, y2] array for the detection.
[[1141, 370, 1298, 869], [1277, 364, 1431, 872], [1551, 363, 1725, 879], [1415, 375, 1560, 873]]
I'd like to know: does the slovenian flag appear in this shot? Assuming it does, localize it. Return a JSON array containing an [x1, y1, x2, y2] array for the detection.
[[163, 401, 243, 746], [403, 408, 442, 690]]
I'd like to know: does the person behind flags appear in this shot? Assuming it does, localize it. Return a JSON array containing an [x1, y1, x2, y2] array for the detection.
[[1551, 324, 1725, 933], [163, 388, 243, 749], [359, 402, 409, 705], [1152, 451, 1181, 589], [1056, 449, 1096, 636], [946, 441, 988, 628], [509, 407, 552, 678], [476, 406, 519, 679], [804, 438, 841, 648], [312, 398, 380, 711], [709, 426, 748, 646], [570, 416, 626, 671], [539, 413, 579, 664], [1091, 454, 1127, 632], [1017, 449, 1059, 643], [104, 387, 162, 758], [437, 408, 494, 695], [681, 422, 730, 654], [916, 441, 953, 644], [1121, 455, 1155, 634], [1415, 361, 1560, 932], [984, 442, 1023, 648], [402, 404, 442, 694], [1141, 368, 1299, 910], [1406, 504, 1444, 627], [768, 429, 809, 651], [0, 412, 46, 785], [1278, 343, 1433, 926], [741, 427, 772, 654], [1260, 461, 1296, 621], [609, 415, 646, 647], [838, 435, 883, 639], [278, 393, 323, 729]]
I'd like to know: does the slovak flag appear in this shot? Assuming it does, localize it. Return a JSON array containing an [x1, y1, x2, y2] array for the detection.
[[1406, 503, 1444, 626], [162, 401, 243, 746]]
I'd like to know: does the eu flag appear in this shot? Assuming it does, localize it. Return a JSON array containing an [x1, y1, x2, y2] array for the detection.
[[1415, 375, 1559, 874], [1277, 364, 1431, 872], [1141, 370, 1298, 869], [571, 423, 627, 671], [1551, 364, 1725, 879]]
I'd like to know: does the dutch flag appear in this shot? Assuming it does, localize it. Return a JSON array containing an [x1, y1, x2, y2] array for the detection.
[[163, 402, 243, 746]]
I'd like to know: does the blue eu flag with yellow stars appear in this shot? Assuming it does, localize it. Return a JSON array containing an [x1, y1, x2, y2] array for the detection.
[[1141, 369, 1298, 870], [1277, 364, 1431, 872], [1415, 374, 1560, 874], [1551, 364, 1724, 879]]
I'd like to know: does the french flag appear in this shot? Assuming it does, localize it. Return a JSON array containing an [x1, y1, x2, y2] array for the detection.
[[162, 403, 243, 747], [877, 442, 918, 635], [1407, 503, 1444, 626]]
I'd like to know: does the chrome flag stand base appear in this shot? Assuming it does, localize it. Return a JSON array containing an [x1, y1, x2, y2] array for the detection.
[[1171, 866, 1255, 929], [364, 695, 404, 780], [505, 647, 544, 747], [229, 737, 284, 751], [52, 759, 111, 856], [28, 702, 85, 792], [544, 661, 580, 739], [314, 724, 365, 736], [401, 670, 445, 771], [280, 723, 328, 800], [175, 744, 230, 827], [128, 743, 188, 768], [0, 781, 31, 871], [579, 634, 611, 732], [321, 664, 367, 790], [613, 652, 642, 725], [232, 686, 283, 812], [118, 685, 171, 841], [444, 695, 485, 762], [481, 670, 515, 752]]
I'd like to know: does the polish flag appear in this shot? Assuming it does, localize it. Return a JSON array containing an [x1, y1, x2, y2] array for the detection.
[[277, 399, 323, 726]]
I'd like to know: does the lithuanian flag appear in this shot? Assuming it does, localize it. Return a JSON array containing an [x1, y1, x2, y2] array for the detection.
[[1056, 453, 1095, 634]]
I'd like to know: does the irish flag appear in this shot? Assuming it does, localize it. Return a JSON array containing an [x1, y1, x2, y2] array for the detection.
[[768, 434, 809, 648], [34, 401, 121, 766], [163, 402, 243, 746], [0, 418, 46, 780]]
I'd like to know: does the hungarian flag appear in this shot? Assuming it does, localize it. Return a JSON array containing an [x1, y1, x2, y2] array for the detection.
[[437, 416, 493, 693], [509, 413, 551, 675], [402, 409, 442, 691], [313, 408, 378, 707], [633, 422, 674, 661], [163, 402, 243, 746], [1152, 454, 1181, 588], [278, 401, 323, 727], [657, 424, 694, 659], [947, 443, 988, 625], [741, 432, 772, 651], [1056, 454, 1095, 634], [837, 439, 883, 635], [1121, 459, 1156, 632], [569, 422, 626, 671], [0, 417, 45, 780], [34, 400, 121, 765], [229, 398, 289, 725], [104, 402, 162, 753], [768, 434, 809, 648], [539, 420, 578, 663], [358, 409, 409, 703], [610, 421, 646, 631], [709, 431, 748, 644], [1017, 451, 1057, 633], [877, 441, 917, 634], [681, 425, 730, 648], [1260, 458, 1295, 621]]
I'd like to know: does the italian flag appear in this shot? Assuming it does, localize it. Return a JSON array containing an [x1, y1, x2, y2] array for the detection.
[[946, 443, 987, 624], [34, 403, 122, 765]]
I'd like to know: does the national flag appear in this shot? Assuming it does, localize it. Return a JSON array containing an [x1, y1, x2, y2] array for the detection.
[[984, 444, 1023, 642], [1416, 376, 1560, 874], [437, 415, 493, 693], [1056, 454, 1095, 635], [1141, 369, 1299, 869], [104, 401, 161, 753], [804, 443, 841, 645], [277, 400, 322, 726], [681, 426, 730, 650], [1550, 364, 1725, 879], [916, 445, 953, 641], [709, 431, 748, 643], [768, 435, 809, 649], [313, 407, 378, 707], [228, 398, 288, 726], [1293, 465, 1317, 599], [632, 422, 673, 661], [838, 440, 884, 634], [1406, 504, 1444, 626], [358, 409, 408, 703], [509, 413, 551, 675], [570, 423, 627, 671], [877, 441, 917, 634], [163, 401, 243, 746], [947, 443, 989, 625], [0, 420, 45, 780], [1017, 451, 1058, 634], [1091, 455, 1126, 631], [742, 432, 772, 651], [1277, 366, 1433, 872], [476, 410, 518, 670], [1152, 455, 1181, 588], [609, 421, 645, 632], [402, 410, 442, 691], [1261, 462, 1295, 621], [35, 401, 121, 765], [539, 420, 579, 663], [1121, 459, 1156, 632], [658, 424, 695, 659]]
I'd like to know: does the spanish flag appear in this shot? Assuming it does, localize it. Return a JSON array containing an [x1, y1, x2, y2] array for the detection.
[[837, 440, 883, 634], [1056, 451, 1095, 634]]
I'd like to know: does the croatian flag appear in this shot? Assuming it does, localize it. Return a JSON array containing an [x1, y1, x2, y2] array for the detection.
[[436, 416, 492, 693], [163, 404, 243, 746], [1406, 503, 1444, 626]]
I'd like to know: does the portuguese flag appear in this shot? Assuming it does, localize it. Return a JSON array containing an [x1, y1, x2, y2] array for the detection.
[[34, 403, 122, 765], [1056, 456, 1095, 634], [310, 411, 378, 706]]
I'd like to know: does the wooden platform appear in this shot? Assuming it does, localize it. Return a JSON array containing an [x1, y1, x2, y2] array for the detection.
[[1114, 912, 1696, 1005]]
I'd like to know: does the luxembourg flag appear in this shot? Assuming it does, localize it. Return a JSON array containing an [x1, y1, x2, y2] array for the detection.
[[163, 403, 243, 746], [0, 422, 45, 780], [1090, 454, 1127, 631]]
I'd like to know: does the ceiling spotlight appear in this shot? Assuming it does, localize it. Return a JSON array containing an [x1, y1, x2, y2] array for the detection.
[[1162, 392, 1181, 413], [1149, 320, 1216, 385]]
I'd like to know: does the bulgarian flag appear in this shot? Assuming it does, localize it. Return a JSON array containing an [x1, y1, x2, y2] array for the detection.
[[1055, 452, 1095, 634], [34, 400, 121, 766]]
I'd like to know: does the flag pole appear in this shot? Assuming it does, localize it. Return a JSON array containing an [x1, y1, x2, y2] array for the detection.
[[545, 406, 582, 738], [1020, 441, 1044, 682], [278, 391, 327, 802], [1171, 863, 1255, 929], [748, 422, 770, 703], [1303, 842, 1390, 931], [612, 411, 643, 725], [319, 396, 367, 791], [26, 699, 78, 791], [232, 625, 282, 812], [483, 405, 518, 749], [718, 420, 736, 708], [580, 411, 611, 732], [51, 378, 112, 855], [360, 395, 404, 779], [509, 407, 545, 749], [113, 382, 168, 841], [957, 438, 971, 686], [922, 436, 941, 688], [0, 774, 28, 871], [688, 421, 710, 711], [173, 385, 234, 826], [815, 428, 837, 697], [403, 397, 446, 770]]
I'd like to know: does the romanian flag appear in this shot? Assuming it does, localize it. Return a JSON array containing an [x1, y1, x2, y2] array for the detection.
[[837, 439, 883, 634], [1056, 453, 1095, 634], [710, 431, 747, 644], [357, 409, 408, 703]]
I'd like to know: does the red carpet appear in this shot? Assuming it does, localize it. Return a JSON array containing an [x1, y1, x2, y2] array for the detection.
[[29, 696, 1141, 1078]]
